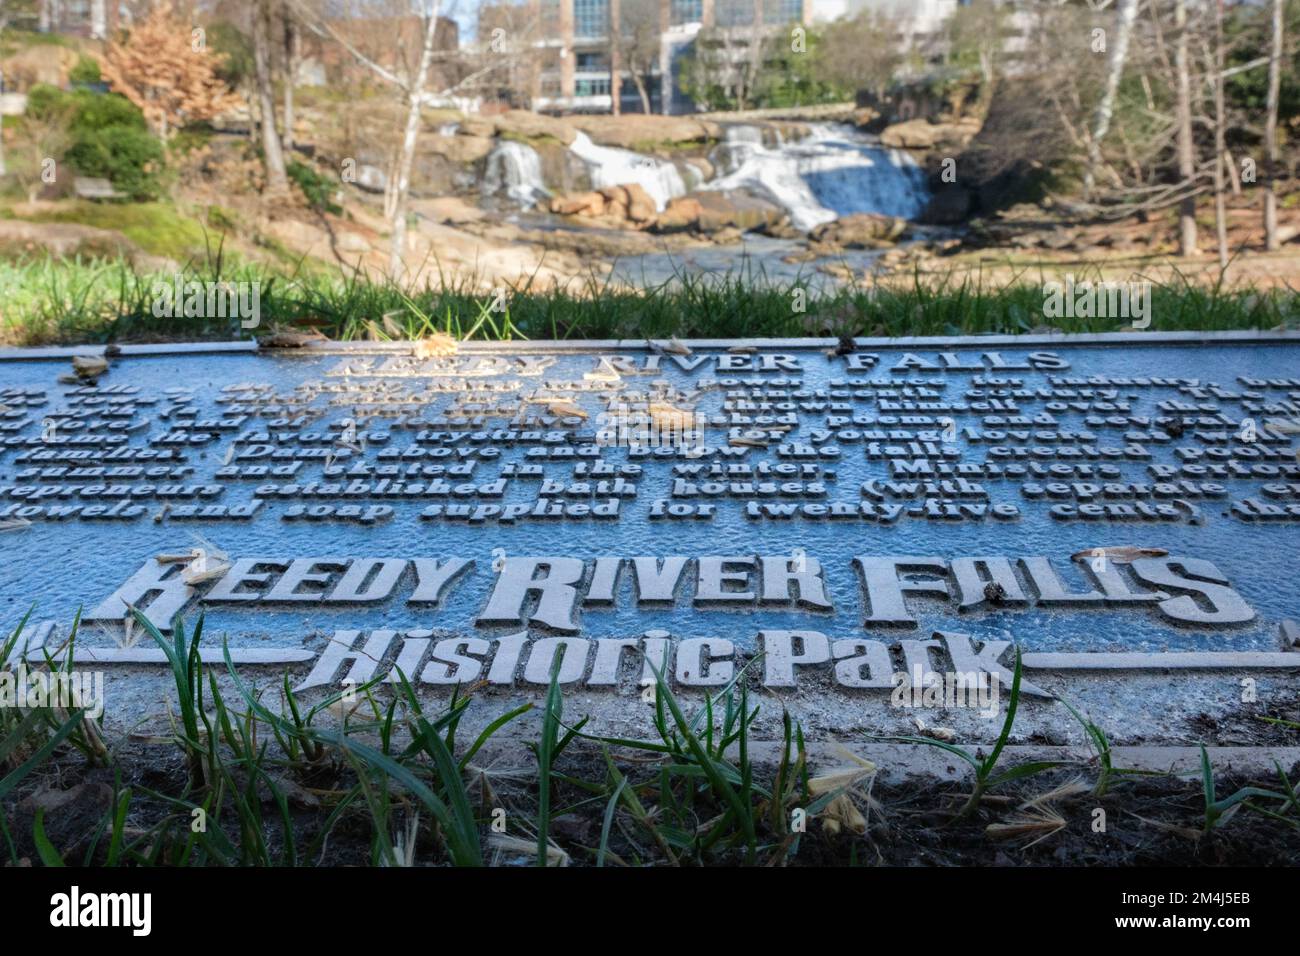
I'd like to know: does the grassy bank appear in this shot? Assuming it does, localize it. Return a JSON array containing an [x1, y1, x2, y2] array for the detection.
[[3, 614, 1299, 867], [0, 255, 1296, 346]]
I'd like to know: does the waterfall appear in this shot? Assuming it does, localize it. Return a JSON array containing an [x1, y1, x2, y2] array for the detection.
[[567, 132, 687, 212], [703, 123, 931, 232], [483, 141, 551, 206]]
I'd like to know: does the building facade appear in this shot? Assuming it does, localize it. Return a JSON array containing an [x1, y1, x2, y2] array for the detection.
[[484, 0, 815, 115]]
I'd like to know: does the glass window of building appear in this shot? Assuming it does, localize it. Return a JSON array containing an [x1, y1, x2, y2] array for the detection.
[[670, 0, 704, 25], [574, 0, 609, 38], [763, 0, 803, 24], [575, 76, 611, 96], [715, 0, 755, 28]]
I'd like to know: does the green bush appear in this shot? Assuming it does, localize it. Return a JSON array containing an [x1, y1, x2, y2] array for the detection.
[[208, 21, 254, 90], [23, 84, 68, 121], [25, 86, 164, 200], [69, 91, 147, 133], [65, 126, 165, 201], [287, 160, 343, 215], [69, 56, 102, 86]]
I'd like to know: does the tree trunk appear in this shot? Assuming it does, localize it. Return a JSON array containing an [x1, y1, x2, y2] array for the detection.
[[388, 3, 442, 283], [1174, 0, 1198, 257], [1084, 0, 1138, 200], [633, 72, 651, 114], [609, 0, 621, 116], [1265, 0, 1283, 251], [39, 0, 50, 33], [1211, 0, 1229, 269], [283, 8, 298, 153], [253, 0, 289, 195], [0, 38, 6, 177], [90, 0, 106, 39]]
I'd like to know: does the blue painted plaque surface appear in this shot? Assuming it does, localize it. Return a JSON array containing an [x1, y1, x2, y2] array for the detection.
[[1, 337, 1297, 742]]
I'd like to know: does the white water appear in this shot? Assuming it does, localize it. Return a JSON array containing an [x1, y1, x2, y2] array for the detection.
[[704, 123, 930, 231], [483, 141, 551, 206], [567, 132, 687, 212]]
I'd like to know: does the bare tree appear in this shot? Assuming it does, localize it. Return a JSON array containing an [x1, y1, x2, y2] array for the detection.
[[253, 0, 289, 195], [386, 2, 443, 282], [1265, 0, 1284, 251], [282, 2, 299, 153], [1174, 0, 1199, 256], [612, 0, 661, 114], [943, 0, 1007, 108], [1208, 0, 1229, 268], [683, 24, 772, 111], [0, 7, 9, 180], [1084, 0, 1139, 199], [819, 10, 903, 104], [285, 0, 520, 281]]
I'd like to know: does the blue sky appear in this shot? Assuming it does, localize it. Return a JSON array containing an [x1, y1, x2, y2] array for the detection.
[[443, 0, 490, 42]]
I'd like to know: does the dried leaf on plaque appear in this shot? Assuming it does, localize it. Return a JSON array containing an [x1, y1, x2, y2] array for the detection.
[[647, 402, 693, 429], [71, 355, 109, 379], [540, 400, 587, 419], [1265, 418, 1300, 434], [651, 336, 691, 356], [584, 358, 623, 382], [182, 558, 232, 586], [413, 332, 458, 358]]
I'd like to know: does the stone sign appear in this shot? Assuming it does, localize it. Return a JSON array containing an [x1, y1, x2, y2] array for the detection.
[[2, 333, 1299, 745]]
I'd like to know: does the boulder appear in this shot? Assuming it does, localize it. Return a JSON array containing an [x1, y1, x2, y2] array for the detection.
[[459, 117, 495, 138], [618, 183, 657, 224], [533, 140, 592, 195], [651, 190, 788, 235], [923, 185, 974, 225], [655, 196, 704, 233], [550, 191, 607, 217], [493, 109, 577, 146], [568, 113, 721, 150], [880, 117, 981, 152], [693, 190, 787, 233], [549, 183, 657, 227], [809, 213, 909, 249], [354, 164, 387, 193], [425, 133, 494, 165]]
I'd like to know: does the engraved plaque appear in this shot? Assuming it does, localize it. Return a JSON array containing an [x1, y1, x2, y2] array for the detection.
[[4, 334, 1299, 747]]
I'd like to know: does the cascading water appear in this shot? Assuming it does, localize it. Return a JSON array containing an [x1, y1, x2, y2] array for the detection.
[[567, 132, 687, 212], [483, 140, 551, 206], [704, 122, 931, 231]]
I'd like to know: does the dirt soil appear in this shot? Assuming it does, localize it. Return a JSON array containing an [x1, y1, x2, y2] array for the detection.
[[4, 739, 1298, 867]]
